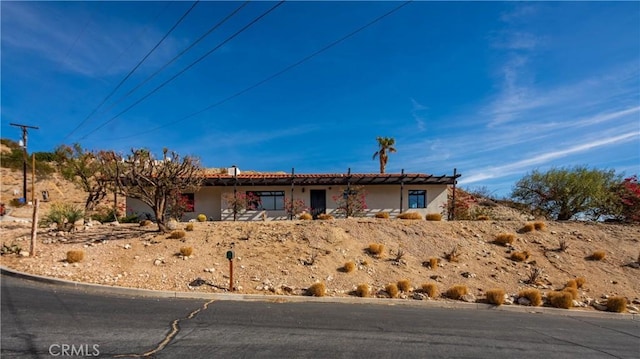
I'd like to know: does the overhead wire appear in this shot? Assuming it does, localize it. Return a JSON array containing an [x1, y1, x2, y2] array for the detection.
[[77, 0, 285, 141], [64, 0, 200, 141], [109, 0, 413, 141]]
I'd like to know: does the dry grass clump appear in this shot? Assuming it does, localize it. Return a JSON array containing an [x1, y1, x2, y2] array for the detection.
[[197, 214, 207, 222], [517, 289, 542, 306], [168, 230, 186, 239], [385, 283, 399, 298], [421, 283, 438, 298], [588, 250, 606, 261], [446, 285, 468, 300], [427, 257, 439, 269], [533, 221, 546, 231], [444, 245, 461, 262], [342, 261, 356, 273], [565, 279, 577, 289], [575, 277, 586, 288], [606, 296, 627, 313], [355, 284, 370, 297], [66, 250, 84, 263], [299, 213, 312, 220], [425, 213, 442, 221], [485, 288, 506, 305], [562, 286, 578, 300], [185, 223, 194, 231], [180, 246, 193, 257], [317, 213, 334, 220], [367, 243, 385, 257], [397, 279, 411, 292], [397, 212, 423, 220], [520, 223, 535, 233], [476, 215, 490, 221], [307, 282, 326, 297], [139, 219, 152, 227], [510, 251, 530, 262], [494, 233, 515, 246], [374, 212, 390, 219], [547, 291, 573, 309]]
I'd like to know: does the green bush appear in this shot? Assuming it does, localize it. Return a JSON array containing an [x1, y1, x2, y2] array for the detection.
[[197, 214, 207, 222], [41, 203, 84, 231]]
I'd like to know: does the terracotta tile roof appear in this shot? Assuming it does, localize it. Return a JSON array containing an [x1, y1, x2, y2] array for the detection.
[[202, 172, 460, 186]]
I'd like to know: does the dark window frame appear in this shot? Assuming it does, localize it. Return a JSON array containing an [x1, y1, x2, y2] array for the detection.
[[408, 190, 426, 209], [246, 191, 285, 211]]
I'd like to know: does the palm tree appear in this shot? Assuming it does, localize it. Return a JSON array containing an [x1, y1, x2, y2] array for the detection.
[[372, 137, 397, 174]]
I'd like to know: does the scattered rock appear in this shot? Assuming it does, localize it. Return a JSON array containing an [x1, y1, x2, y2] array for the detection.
[[19, 251, 30, 257], [123, 244, 131, 250], [517, 297, 531, 306], [461, 271, 476, 278], [461, 294, 476, 303]]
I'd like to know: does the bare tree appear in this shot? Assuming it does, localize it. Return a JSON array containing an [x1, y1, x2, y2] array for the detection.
[[111, 148, 203, 232], [55, 144, 109, 212]]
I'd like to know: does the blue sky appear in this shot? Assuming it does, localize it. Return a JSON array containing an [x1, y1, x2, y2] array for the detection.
[[1, 1, 638, 197]]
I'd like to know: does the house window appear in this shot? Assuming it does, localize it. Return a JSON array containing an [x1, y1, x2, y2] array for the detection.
[[408, 190, 426, 208], [181, 193, 195, 212], [246, 191, 284, 211]]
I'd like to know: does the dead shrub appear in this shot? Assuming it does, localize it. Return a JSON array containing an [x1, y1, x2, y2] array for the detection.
[[385, 283, 399, 298], [66, 250, 84, 263], [139, 219, 152, 227], [525, 267, 543, 285], [428, 257, 439, 269], [588, 250, 606, 261], [494, 233, 515, 246], [562, 286, 578, 300], [486, 288, 506, 306], [533, 221, 546, 231], [393, 248, 406, 263], [367, 243, 385, 257], [575, 277, 586, 289], [185, 223, 194, 231], [397, 279, 411, 292], [421, 283, 438, 298], [343, 261, 356, 273], [307, 282, 326, 297], [476, 215, 490, 221], [558, 239, 569, 252], [355, 284, 370, 297], [317, 213, 334, 220], [374, 212, 390, 219], [425, 213, 442, 221], [168, 230, 186, 239], [520, 223, 535, 233], [606, 296, 627, 313], [444, 245, 461, 262], [299, 213, 312, 220], [510, 251, 530, 262], [397, 212, 423, 220], [517, 289, 542, 306], [565, 279, 578, 289], [180, 246, 193, 257], [547, 291, 573, 309], [446, 285, 468, 300]]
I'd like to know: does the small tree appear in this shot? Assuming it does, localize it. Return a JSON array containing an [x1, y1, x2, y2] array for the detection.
[[222, 191, 259, 220], [616, 175, 640, 222], [55, 144, 110, 212], [332, 186, 367, 217], [284, 197, 308, 219], [167, 191, 194, 221], [372, 137, 396, 174], [111, 148, 203, 232]]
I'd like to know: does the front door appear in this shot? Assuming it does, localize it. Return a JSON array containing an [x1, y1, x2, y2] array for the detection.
[[310, 190, 326, 219]]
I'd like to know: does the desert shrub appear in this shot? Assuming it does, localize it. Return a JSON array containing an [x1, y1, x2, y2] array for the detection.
[[575, 277, 586, 289], [90, 205, 119, 223], [428, 257, 439, 269], [66, 250, 84, 263], [476, 215, 490, 221], [367, 243, 385, 257], [533, 221, 546, 230], [517, 289, 542, 306], [565, 279, 577, 289], [547, 291, 573, 309], [343, 261, 356, 273], [168, 230, 186, 239], [446, 285, 468, 300], [299, 213, 312, 220], [1, 244, 21, 255], [525, 267, 543, 285], [385, 283, 399, 298], [393, 248, 406, 263], [558, 239, 569, 252], [317, 213, 334, 220], [180, 246, 193, 257], [355, 284, 370, 297], [139, 219, 152, 227], [307, 282, 326, 297], [375, 212, 390, 219], [397, 212, 422, 220], [486, 288, 506, 305], [520, 223, 535, 233], [185, 223, 194, 231], [606, 296, 627, 313], [425, 213, 442, 221], [397, 279, 411, 292], [42, 203, 85, 231], [444, 245, 461, 262], [197, 214, 207, 222], [494, 233, 515, 246], [510, 251, 530, 262], [562, 286, 578, 300], [421, 283, 438, 298], [588, 250, 606, 261]]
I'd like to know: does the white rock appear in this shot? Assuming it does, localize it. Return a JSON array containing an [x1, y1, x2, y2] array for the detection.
[[19, 251, 30, 257], [123, 244, 131, 249], [461, 294, 476, 303], [517, 297, 531, 306], [412, 293, 426, 300], [593, 303, 608, 311]]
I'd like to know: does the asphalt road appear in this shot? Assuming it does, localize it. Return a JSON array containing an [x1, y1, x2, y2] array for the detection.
[[1, 274, 639, 358]]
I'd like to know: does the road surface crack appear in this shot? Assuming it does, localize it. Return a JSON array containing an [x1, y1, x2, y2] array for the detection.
[[114, 299, 215, 358]]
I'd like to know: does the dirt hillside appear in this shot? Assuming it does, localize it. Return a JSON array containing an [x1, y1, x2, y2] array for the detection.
[[1, 167, 639, 313]]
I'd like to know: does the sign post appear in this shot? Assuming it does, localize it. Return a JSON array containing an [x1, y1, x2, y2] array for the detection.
[[226, 250, 235, 291]]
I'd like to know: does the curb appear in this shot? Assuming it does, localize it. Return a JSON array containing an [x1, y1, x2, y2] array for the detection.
[[1, 266, 637, 321]]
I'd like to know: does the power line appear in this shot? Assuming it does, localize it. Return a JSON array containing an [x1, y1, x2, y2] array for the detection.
[[111, 1, 413, 141], [64, 0, 200, 141], [83, 1, 250, 129], [77, 1, 285, 141]]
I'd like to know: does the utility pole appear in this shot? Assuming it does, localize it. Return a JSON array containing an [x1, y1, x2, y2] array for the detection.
[[10, 123, 39, 203]]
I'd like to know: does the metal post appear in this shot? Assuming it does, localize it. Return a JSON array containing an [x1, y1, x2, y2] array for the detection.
[[290, 167, 295, 220], [346, 168, 351, 218], [31, 154, 35, 203], [10, 123, 39, 203], [232, 165, 237, 221], [400, 168, 404, 214], [450, 168, 457, 221], [30, 199, 39, 256], [229, 259, 234, 291]]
